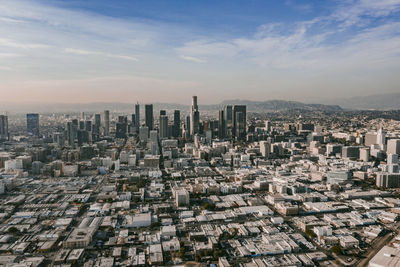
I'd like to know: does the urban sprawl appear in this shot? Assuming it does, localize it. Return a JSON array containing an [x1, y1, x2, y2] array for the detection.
[[0, 97, 400, 267]]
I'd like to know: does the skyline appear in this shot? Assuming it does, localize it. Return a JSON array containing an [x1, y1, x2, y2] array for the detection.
[[1, 0, 400, 104]]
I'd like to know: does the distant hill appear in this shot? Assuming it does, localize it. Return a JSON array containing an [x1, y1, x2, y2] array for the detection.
[[323, 93, 400, 110], [0, 99, 343, 114], [218, 99, 343, 112]]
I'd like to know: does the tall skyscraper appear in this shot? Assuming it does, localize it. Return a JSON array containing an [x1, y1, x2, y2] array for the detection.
[[224, 105, 233, 137], [224, 105, 232, 127], [190, 96, 200, 136], [94, 114, 101, 127], [27, 113, 40, 136], [145, 104, 154, 130], [67, 121, 77, 146], [104, 110, 110, 136], [233, 105, 246, 141], [173, 110, 180, 138], [135, 103, 140, 130], [116, 116, 128, 139], [218, 110, 225, 139], [0, 115, 8, 141], [159, 115, 168, 139]]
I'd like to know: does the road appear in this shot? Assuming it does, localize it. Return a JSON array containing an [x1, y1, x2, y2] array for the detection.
[[356, 232, 394, 267]]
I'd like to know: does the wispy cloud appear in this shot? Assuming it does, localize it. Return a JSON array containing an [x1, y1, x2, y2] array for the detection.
[[0, 38, 49, 49], [179, 55, 206, 63], [176, 0, 400, 72], [65, 48, 138, 61], [0, 53, 21, 58]]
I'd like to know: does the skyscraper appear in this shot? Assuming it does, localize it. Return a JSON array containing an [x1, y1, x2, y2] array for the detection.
[[218, 110, 225, 139], [116, 116, 128, 139], [159, 115, 168, 139], [145, 104, 154, 130], [190, 96, 200, 136], [173, 110, 180, 138], [67, 121, 77, 146], [224, 105, 232, 127], [135, 103, 140, 131], [233, 105, 246, 141], [0, 115, 8, 141], [27, 113, 40, 136], [104, 110, 110, 136], [224, 105, 232, 137]]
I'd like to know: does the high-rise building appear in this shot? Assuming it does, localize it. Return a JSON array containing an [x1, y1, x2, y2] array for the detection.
[[190, 96, 200, 136], [387, 139, 400, 155], [27, 113, 40, 136], [67, 121, 77, 146], [139, 126, 149, 142], [218, 110, 225, 139], [377, 127, 386, 149], [260, 141, 271, 158], [116, 116, 128, 138], [135, 103, 140, 131], [0, 115, 8, 141], [159, 115, 168, 139], [233, 105, 246, 141], [224, 105, 232, 128], [265, 120, 271, 132], [173, 110, 180, 138], [93, 114, 101, 140], [104, 110, 110, 136], [145, 104, 154, 130]]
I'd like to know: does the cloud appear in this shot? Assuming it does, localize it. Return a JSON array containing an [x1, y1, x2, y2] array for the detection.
[[0, 38, 49, 49], [0, 17, 25, 23], [176, 0, 400, 73], [65, 48, 138, 61], [332, 0, 400, 28], [179, 55, 206, 63], [0, 53, 21, 58]]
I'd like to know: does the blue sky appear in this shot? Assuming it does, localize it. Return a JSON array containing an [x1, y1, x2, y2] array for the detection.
[[0, 0, 400, 104]]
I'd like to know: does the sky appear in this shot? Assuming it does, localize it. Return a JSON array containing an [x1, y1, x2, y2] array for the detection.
[[0, 0, 400, 104]]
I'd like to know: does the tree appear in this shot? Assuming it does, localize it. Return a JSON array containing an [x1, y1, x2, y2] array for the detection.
[[331, 245, 342, 255], [305, 229, 316, 239], [7, 226, 20, 235], [178, 247, 185, 259]]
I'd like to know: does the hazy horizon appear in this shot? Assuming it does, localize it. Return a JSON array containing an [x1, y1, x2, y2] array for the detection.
[[1, 0, 400, 104]]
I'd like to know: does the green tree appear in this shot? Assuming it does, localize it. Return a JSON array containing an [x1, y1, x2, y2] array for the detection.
[[331, 245, 342, 255]]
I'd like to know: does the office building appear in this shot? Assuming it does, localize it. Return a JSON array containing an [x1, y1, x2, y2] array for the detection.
[[135, 103, 140, 131], [233, 105, 246, 141], [27, 113, 40, 136], [159, 115, 168, 139], [260, 141, 271, 158], [218, 110, 225, 139], [0, 115, 8, 141], [265, 120, 271, 132], [387, 139, 400, 155], [190, 96, 200, 136], [173, 110, 180, 138], [224, 105, 232, 128], [327, 171, 352, 184], [376, 172, 400, 188], [104, 110, 110, 136], [116, 116, 128, 139], [145, 104, 154, 130], [139, 126, 149, 142]]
